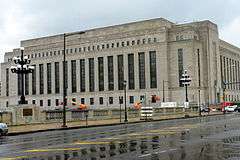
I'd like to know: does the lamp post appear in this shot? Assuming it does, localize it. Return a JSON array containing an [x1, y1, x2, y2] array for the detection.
[[180, 70, 191, 106], [197, 49, 201, 116], [162, 80, 169, 102], [62, 31, 85, 128], [123, 80, 128, 123], [10, 49, 34, 104]]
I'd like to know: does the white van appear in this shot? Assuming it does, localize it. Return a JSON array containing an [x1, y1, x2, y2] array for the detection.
[[0, 123, 8, 136]]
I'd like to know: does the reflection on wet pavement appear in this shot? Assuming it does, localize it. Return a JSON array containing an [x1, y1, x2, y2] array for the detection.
[[1, 114, 240, 159]]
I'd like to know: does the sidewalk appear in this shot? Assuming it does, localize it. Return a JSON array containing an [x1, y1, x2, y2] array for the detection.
[[8, 112, 222, 135]]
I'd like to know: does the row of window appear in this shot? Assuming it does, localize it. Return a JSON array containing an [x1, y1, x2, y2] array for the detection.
[[220, 55, 240, 90], [7, 37, 158, 62], [12, 51, 157, 96], [21, 95, 157, 107]]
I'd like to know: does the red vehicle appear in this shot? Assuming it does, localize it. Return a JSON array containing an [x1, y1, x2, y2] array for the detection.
[[221, 102, 234, 111]]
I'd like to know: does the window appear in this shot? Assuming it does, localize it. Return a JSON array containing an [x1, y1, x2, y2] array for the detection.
[[6, 101, 8, 107], [55, 99, 59, 106], [92, 46, 95, 51], [55, 62, 60, 93], [106, 44, 109, 48], [89, 58, 95, 92], [132, 40, 135, 45], [87, 46, 90, 51], [116, 42, 119, 47], [121, 42, 125, 47], [75, 48, 77, 53], [97, 45, 100, 50], [71, 60, 77, 93], [98, 57, 104, 91], [149, 51, 157, 88], [81, 98, 85, 104], [109, 97, 113, 104], [140, 95, 145, 103], [129, 96, 134, 104], [80, 59, 86, 92], [40, 100, 43, 106], [79, 48, 82, 52], [139, 52, 146, 89], [127, 41, 130, 46], [111, 43, 114, 48], [48, 99, 51, 106], [128, 54, 135, 90], [70, 49, 73, 53], [119, 96, 123, 104], [83, 47, 86, 52], [153, 38, 157, 42], [32, 100, 36, 105], [118, 55, 124, 90], [6, 68, 9, 96], [148, 38, 151, 43], [99, 97, 103, 105], [90, 98, 94, 105], [108, 56, 114, 91], [137, 40, 140, 45], [46, 52, 49, 56], [102, 44, 105, 49], [47, 63, 52, 94], [39, 64, 44, 94], [178, 49, 184, 87], [142, 39, 146, 44]]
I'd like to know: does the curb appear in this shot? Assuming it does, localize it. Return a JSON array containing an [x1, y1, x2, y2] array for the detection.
[[7, 113, 224, 136]]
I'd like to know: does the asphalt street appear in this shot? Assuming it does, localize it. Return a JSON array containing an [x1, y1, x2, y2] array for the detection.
[[0, 113, 240, 160]]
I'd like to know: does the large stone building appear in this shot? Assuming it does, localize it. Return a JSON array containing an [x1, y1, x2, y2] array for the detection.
[[1, 18, 240, 109]]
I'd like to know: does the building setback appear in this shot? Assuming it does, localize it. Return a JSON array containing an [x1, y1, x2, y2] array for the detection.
[[1, 18, 240, 109]]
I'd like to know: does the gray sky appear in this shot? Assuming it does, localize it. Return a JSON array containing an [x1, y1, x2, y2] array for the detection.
[[0, 0, 240, 62]]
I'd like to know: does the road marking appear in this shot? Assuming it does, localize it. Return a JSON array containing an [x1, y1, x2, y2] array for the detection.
[[24, 147, 81, 153], [74, 141, 111, 145], [138, 153, 151, 158], [0, 156, 29, 160]]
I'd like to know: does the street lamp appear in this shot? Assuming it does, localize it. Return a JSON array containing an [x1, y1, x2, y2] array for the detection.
[[123, 80, 128, 123], [162, 80, 169, 102], [62, 31, 85, 128], [180, 70, 191, 106], [11, 49, 34, 104]]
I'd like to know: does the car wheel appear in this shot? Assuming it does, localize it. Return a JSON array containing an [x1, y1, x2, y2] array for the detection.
[[0, 130, 3, 136]]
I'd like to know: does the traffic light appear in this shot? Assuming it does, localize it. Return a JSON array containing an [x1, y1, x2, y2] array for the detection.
[[72, 97, 77, 105]]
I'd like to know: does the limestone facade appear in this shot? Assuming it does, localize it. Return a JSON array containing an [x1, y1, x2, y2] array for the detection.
[[1, 18, 240, 109]]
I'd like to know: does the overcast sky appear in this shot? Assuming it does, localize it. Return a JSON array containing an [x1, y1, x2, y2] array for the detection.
[[0, 0, 240, 62]]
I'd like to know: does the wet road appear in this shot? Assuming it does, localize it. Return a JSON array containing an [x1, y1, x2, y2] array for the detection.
[[1, 114, 240, 160]]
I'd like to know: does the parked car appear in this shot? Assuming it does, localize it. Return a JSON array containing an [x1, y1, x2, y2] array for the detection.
[[224, 105, 237, 112], [234, 106, 240, 112], [200, 106, 210, 112], [0, 123, 8, 136]]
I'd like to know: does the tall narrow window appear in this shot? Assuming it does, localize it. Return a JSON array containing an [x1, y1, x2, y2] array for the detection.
[[32, 65, 36, 95], [118, 55, 124, 90], [178, 49, 184, 87], [55, 62, 60, 94], [47, 63, 52, 94], [98, 57, 104, 91], [223, 57, 226, 85], [128, 54, 135, 90], [220, 55, 223, 88], [80, 59, 86, 92], [25, 74, 29, 95], [63, 61, 68, 89], [71, 60, 77, 93], [149, 51, 157, 88], [6, 68, 9, 96], [226, 58, 229, 89], [138, 52, 146, 89], [39, 64, 44, 94], [89, 58, 95, 92], [108, 56, 114, 91]]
